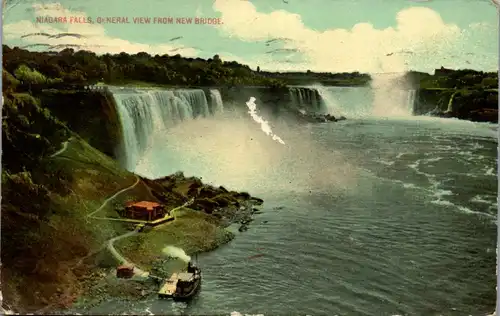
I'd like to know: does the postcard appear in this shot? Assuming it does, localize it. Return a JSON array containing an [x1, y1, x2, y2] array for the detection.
[[1, 0, 498, 315]]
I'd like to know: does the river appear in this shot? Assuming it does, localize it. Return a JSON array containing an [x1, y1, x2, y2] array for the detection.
[[73, 86, 497, 315]]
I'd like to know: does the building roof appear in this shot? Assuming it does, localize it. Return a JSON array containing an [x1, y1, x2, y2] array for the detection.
[[117, 264, 134, 270], [126, 201, 162, 211], [177, 272, 194, 281]]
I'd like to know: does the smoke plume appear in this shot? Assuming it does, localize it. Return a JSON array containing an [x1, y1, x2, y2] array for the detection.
[[162, 246, 191, 263]]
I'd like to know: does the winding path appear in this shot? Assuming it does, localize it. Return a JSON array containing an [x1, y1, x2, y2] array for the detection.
[[50, 137, 71, 157], [106, 228, 149, 277], [105, 198, 194, 277], [86, 177, 141, 219], [50, 138, 193, 278]]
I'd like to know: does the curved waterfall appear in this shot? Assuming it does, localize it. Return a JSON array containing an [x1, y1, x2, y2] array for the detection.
[[110, 84, 417, 170], [110, 87, 224, 171]]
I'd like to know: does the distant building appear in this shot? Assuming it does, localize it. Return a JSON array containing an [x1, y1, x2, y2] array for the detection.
[[124, 201, 167, 221], [434, 66, 454, 76]]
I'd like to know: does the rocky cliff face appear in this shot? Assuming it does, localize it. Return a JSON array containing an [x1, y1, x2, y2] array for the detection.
[[52, 86, 329, 157], [217, 86, 324, 117], [414, 88, 498, 123], [34, 89, 123, 158], [2, 88, 264, 313]]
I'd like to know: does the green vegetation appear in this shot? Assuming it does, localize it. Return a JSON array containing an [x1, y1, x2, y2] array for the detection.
[[418, 68, 498, 90], [3, 45, 497, 312], [3, 45, 286, 88], [405, 68, 498, 90], [3, 45, 370, 89], [408, 67, 498, 122], [32, 89, 122, 157], [2, 92, 70, 173], [1, 91, 136, 311], [115, 208, 235, 271], [2, 47, 264, 313], [13, 64, 63, 86], [1, 71, 149, 311], [259, 70, 371, 86]]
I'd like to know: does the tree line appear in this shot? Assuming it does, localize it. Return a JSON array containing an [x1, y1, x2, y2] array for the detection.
[[2, 45, 289, 88]]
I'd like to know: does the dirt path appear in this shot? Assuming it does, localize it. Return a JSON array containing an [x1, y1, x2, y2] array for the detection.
[[105, 198, 194, 276], [50, 138, 192, 278], [86, 177, 141, 219], [106, 228, 149, 277], [99, 192, 194, 278], [50, 137, 72, 157]]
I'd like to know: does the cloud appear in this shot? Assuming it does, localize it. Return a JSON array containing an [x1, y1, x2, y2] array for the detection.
[[212, 0, 496, 73], [3, 2, 199, 56]]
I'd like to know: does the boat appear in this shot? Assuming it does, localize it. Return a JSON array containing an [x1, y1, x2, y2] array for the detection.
[[158, 261, 202, 301]]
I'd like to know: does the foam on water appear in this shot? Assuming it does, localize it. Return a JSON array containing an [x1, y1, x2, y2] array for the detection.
[[471, 195, 496, 204], [66, 86, 496, 315], [110, 87, 224, 171]]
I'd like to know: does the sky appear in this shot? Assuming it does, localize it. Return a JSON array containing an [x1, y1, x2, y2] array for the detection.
[[2, 0, 499, 73]]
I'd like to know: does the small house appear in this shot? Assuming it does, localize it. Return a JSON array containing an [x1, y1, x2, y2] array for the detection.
[[116, 264, 134, 279], [124, 201, 166, 221]]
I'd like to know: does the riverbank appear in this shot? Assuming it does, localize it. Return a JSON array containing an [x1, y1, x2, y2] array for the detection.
[[64, 195, 261, 312], [59, 116, 497, 315], [2, 66, 269, 314], [69, 208, 236, 311], [1, 127, 263, 314], [414, 88, 498, 123]]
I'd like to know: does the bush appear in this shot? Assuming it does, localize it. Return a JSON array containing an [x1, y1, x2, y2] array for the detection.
[[14, 64, 47, 84]]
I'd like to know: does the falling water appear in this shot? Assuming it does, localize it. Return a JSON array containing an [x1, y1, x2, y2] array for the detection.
[[110, 87, 216, 170], [370, 73, 415, 117], [288, 87, 323, 112], [313, 85, 345, 117], [209, 89, 224, 114], [290, 84, 416, 118], [406, 89, 417, 114]]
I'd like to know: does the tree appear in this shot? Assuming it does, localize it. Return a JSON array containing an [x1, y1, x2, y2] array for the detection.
[[60, 48, 75, 56], [3, 69, 20, 93], [257, 66, 260, 73], [63, 69, 86, 84], [2, 44, 291, 89], [212, 54, 222, 64], [482, 77, 498, 89], [13, 64, 47, 85]]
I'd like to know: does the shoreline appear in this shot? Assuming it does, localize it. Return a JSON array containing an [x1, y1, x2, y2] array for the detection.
[[34, 171, 264, 314]]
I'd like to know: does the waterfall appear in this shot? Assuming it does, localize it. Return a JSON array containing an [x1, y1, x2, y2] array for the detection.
[[447, 91, 459, 112], [110, 87, 215, 171], [314, 85, 345, 117], [289, 84, 416, 119], [209, 89, 224, 114], [407, 89, 416, 113], [288, 87, 323, 112], [370, 73, 414, 117]]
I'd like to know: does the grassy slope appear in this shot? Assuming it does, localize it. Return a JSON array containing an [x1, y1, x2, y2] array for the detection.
[[2, 135, 136, 312], [2, 70, 261, 312], [3, 123, 248, 313], [115, 208, 235, 271]]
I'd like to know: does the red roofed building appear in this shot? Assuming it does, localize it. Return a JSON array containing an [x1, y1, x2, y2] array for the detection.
[[116, 264, 135, 279], [124, 201, 166, 221]]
